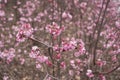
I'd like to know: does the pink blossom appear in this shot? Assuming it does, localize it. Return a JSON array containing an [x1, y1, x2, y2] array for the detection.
[[60, 61, 66, 69], [96, 59, 106, 67], [36, 63, 42, 69], [0, 10, 5, 17], [55, 53, 61, 60], [3, 75, 9, 80], [45, 22, 64, 37], [74, 52, 81, 57], [80, 2, 87, 8], [20, 58, 25, 65], [0, 48, 15, 63], [29, 46, 40, 58], [69, 70, 74, 76], [86, 69, 94, 78], [62, 12, 72, 22], [16, 23, 33, 42], [53, 45, 60, 53], [46, 60, 52, 67], [99, 75, 106, 80], [70, 60, 76, 68], [36, 55, 48, 63], [115, 21, 120, 28], [112, 55, 117, 62]]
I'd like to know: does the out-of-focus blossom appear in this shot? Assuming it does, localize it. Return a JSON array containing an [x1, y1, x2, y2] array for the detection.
[[0, 48, 15, 64], [3, 75, 9, 80], [55, 53, 61, 60], [86, 69, 94, 78], [36, 63, 42, 69], [0, 10, 5, 17], [99, 75, 106, 80], [96, 59, 106, 67], [45, 22, 65, 37], [80, 2, 87, 9], [29, 46, 40, 58], [36, 55, 48, 63], [46, 60, 52, 67], [60, 61, 66, 69], [69, 70, 74, 76], [62, 12, 72, 21], [20, 58, 25, 65]]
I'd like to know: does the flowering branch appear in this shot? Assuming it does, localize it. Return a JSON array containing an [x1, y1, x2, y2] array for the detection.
[[93, 64, 120, 75], [27, 36, 52, 48], [93, 0, 110, 65]]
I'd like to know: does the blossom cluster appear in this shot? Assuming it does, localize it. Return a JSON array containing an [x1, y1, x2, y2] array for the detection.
[[29, 46, 50, 69], [53, 38, 78, 52], [16, 23, 33, 42], [74, 39, 86, 57], [45, 22, 65, 37], [18, 1, 36, 17], [0, 48, 15, 64]]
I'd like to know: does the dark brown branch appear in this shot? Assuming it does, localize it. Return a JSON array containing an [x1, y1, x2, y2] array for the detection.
[[28, 36, 52, 48], [93, 64, 120, 75], [93, 0, 110, 65], [101, 64, 120, 75]]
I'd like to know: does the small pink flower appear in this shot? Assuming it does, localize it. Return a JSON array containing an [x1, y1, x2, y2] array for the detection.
[[74, 52, 80, 57], [0, 10, 5, 17], [99, 75, 106, 80], [36, 63, 42, 69], [69, 70, 74, 76], [29, 46, 40, 58], [20, 58, 25, 65], [60, 61, 66, 69], [96, 59, 106, 67], [80, 2, 87, 8], [62, 12, 72, 21], [55, 53, 61, 60], [86, 69, 94, 78], [46, 60, 52, 67], [3, 75, 9, 80], [37, 55, 48, 63]]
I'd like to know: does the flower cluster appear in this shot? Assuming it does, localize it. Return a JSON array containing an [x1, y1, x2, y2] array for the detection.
[[29, 46, 49, 69], [0, 48, 15, 64], [18, 1, 36, 17], [74, 39, 85, 57], [45, 22, 64, 37], [16, 23, 33, 42], [96, 59, 106, 67], [53, 38, 78, 52], [70, 59, 82, 69]]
